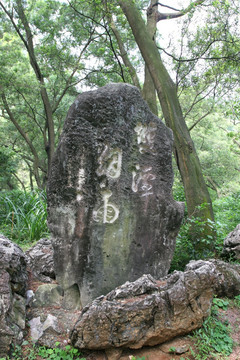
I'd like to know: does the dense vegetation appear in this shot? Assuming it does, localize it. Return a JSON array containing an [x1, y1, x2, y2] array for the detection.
[[0, 190, 49, 249]]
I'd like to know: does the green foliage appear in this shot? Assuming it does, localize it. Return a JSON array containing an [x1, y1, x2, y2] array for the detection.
[[0, 343, 24, 360], [37, 343, 85, 360], [171, 189, 240, 271], [0, 146, 18, 190], [0, 190, 49, 248], [190, 297, 233, 359], [0, 342, 85, 360], [168, 346, 176, 353], [129, 357, 145, 360], [212, 297, 229, 311], [233, 294, 240, 308], [170, 214, 216, 272], [213, 192, 240, 238]]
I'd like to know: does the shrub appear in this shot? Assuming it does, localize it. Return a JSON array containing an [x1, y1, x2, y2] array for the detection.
[[170, 192, 240, 272]]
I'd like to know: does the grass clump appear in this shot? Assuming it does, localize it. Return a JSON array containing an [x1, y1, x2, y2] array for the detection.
[[0, 189, 49, 249]]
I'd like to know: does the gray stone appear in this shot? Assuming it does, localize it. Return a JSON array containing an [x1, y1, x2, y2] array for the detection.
[[70, 262, 218, 350], [29, 316, 43, 342], [29, 314, 61, 344], [0, 235, 27, 357], [62, 284, 82, 310], [25, 238, 55, 282], [222, 224, 240, 260], [70, 259, 240, 351], [203, 259, 240, 298], [26, 290, 35, 306], [33, 284, 64, 308], [47, 83, 184, 306]]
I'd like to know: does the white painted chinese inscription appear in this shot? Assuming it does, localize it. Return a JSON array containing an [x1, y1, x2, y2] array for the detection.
[[93, 190, 119, 224], [134, 122, 157, 154], [132, 165, 156, 197], [94, 145, 122, 223], [76, 168, 85, 202], [97, 145, 122, 179], [132, 122, 158, 197]]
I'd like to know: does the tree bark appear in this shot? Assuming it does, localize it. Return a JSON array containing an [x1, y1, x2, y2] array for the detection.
[[142, 0, 158, 116], [119, 0, 215, 247]]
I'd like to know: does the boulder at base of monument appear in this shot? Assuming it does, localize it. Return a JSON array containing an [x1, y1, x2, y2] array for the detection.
[[0, 235, 27, 358], [70, 259, 240, 352], [222, 224, 240, 260], [47, 83, 184, 306], [25, 238, 55, 283], [70, 261, 218, 350]]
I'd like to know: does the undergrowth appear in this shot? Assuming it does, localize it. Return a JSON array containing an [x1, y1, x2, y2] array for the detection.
[[170, 191, 240, 272], [0, 342, 86, 360], [189, 297, 233, 360], [0, 190, 49, 249]]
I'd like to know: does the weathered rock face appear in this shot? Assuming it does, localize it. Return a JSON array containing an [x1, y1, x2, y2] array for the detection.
[[222, 224, 240, 260], [47, 83, 184, 306], [70, 261, 220, 350], [205, 259, 240, 298], [0, 235, 27, 357], [25, 238, 55, 282]]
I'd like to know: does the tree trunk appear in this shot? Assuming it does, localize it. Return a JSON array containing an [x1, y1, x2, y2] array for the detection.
[[142, 0, 158, 116], [1, 93, 42, 189], [119, 0, 215, 249], [107, 15, 141, 90], [16, 0, 55, 177]]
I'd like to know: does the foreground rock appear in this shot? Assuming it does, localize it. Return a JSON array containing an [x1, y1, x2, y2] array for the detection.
[[0, 235, 27, 357], [25, 238, 55, 282], [47, 83, 184, 306], [222, 224, 240, 260], [70, 259, 240, 353], [70, 261, 216, 350]]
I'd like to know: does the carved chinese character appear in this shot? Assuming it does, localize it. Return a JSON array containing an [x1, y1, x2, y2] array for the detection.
[[132, 165, 156, 197], [134, 123, 157, 154], [93, 190, 119, 224], [97, 145, 122, 179]]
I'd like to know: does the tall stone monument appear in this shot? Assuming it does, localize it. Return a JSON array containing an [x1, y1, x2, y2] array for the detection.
[[47, 83, 184, 306]]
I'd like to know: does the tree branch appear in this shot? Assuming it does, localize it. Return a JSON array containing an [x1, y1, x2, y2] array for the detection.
[[53, 36, 95, 113], [107, 13, 141, 89], [150, 0, 206, 23], [1, 92, 42, 187], [68, 0, 126, 82], [157, 42, 240, 63], [151, 2, 181, 12]]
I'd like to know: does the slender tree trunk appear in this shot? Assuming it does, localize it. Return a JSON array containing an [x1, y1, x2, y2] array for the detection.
[[15, 0, 55, 176], [108, 15, 141, 90], [142, 0, 158, 116], [119, 0, 215, 249], [1, 93, 42, 188]]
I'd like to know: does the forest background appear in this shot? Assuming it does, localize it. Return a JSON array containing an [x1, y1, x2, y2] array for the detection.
[[0, 0, 240, 270]]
